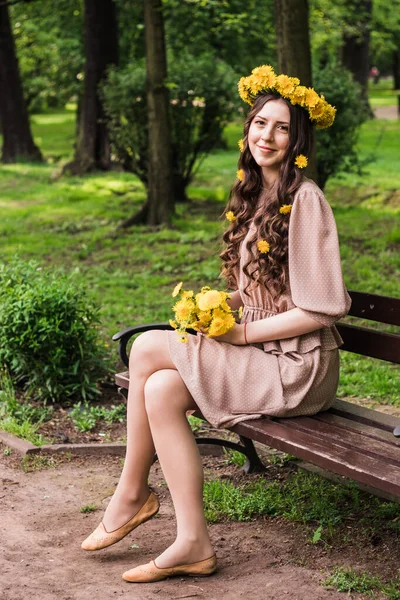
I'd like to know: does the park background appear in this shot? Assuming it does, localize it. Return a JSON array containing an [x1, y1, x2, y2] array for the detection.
[[0, 2, 400, 597]]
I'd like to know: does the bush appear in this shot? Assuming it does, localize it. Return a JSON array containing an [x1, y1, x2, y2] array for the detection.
[[0, 259, 106, 404], [101, 53, 239, 201], [314, 62, 368, 189]]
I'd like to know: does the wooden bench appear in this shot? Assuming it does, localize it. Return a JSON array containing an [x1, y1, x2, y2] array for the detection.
[[113, 290, 400, 500]]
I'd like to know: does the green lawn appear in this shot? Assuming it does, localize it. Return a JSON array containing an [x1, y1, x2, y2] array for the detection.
[[0, 103, 399, 405]]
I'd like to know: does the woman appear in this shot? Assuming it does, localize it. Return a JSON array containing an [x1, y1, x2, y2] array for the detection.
[[81, 65, 350, 583]]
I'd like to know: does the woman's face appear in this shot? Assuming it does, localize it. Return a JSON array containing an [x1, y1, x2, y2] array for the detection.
[[248, 99, 290, 183]]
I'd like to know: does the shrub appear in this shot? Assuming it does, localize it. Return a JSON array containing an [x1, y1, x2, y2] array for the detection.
[[314, 62, 368, 189], [101, 53, 239, 201], [0, 259, 106, 404]]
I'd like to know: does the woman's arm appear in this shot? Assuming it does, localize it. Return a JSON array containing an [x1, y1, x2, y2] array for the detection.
[[214, 307, 322, 346], [226, 290, 243, 310]]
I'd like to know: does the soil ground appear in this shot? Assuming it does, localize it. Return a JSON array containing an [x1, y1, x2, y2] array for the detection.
[[1, 446, 400, 600]]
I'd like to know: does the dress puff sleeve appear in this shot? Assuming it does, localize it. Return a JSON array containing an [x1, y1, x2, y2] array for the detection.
[[288, 181, 351, 328]]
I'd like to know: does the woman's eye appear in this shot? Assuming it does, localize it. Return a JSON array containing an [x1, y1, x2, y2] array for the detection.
[[278, 125, 289, 132]]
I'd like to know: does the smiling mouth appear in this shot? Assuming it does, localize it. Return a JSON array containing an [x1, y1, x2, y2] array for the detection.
[[257, 146, 276, 152]]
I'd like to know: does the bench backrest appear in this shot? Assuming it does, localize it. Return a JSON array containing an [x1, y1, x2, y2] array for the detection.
[[336, 290, 400, 364]]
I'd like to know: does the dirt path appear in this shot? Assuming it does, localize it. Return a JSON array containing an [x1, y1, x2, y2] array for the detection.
[[0, 450, 394, 600], [374, 105, 399, 120]]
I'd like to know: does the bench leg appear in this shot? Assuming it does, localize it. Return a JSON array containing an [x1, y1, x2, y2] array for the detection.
[[117, 387, 128, 400], [152, 436, 266, 473], [394, 425, 400, 438]]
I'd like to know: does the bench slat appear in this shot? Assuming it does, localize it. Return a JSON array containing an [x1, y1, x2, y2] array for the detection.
[[347, 290, 400, 326], [330, 398, 399, 431], [312, 412, 400, 447], [231, 418, 400, 497], [279, 416, 400, 466], [336, 323, 400, 363], [115, 371, 129, 388]]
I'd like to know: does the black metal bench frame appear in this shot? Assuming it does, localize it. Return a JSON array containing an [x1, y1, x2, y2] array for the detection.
[[113, 290, 400, 498]]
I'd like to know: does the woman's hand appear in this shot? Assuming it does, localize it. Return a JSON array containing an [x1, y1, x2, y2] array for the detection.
[[212, 323, 246, 345]]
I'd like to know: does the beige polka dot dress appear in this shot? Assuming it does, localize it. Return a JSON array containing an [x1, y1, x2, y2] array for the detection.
[[168, 180, 351, 429]]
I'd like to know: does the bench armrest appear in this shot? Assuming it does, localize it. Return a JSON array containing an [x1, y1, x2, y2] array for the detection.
[[112, 322, 173, 367], [112, 322, 197, 367]]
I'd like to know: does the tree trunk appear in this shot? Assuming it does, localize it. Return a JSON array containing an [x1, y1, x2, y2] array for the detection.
[[0, 4, 42, 163], [66, 0, 118, 174], [393, 47, 400, 91], [341, 0, 373, 117], [274, 0, 312, 86], [144, 0, 174, 225], [274, 0, 317, 181]]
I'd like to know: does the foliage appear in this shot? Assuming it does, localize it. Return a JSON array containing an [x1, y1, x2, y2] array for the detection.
[[371, 0, 400, 77], [0, 369, 48, 446], [11, 0, 83, 112], [323, 566, 400, 599], [101, 53, 239, 201], [310, 0, 400, 79], [69, 402, 126, 432], [203, 471, 400, 534], [0, 258, 107, 404], [314, 62, 368, 189], [163, 0, 276, 73]]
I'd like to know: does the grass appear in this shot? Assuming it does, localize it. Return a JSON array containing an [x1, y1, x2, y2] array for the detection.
[[80, 504, 98, 514], [323, 566, 400, 599], [0, 371, 50, 446], [0, 92, 399, 408], [203, 471, 400, 530]]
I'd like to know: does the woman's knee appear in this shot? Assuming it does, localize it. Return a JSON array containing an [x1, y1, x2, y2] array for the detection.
[[129, 330, 168, 374], [144, 370, 191, 420]]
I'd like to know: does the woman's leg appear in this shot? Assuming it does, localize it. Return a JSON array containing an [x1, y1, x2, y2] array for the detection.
[[144, 368, 213, 567], [102, 331, 176, 530]]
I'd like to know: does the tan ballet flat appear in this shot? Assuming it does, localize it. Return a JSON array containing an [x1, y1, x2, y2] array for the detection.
[[122, 554, 217, 583], [81, 491, 159, 551]]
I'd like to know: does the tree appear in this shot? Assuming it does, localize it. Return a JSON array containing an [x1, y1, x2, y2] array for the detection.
[[341, 0, 373, 114], [274, 0, 312, 85], [371, 0, 400, 89], [142, 0, 174, 226], [0, 1, 42, 163], [10, 0, 83, 112], [274, 0, 317, 180], [66, 0, 118, 174]]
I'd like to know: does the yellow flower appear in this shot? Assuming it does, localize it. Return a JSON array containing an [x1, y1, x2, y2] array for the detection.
[[173, 298, 196, 321], [275, 74, 300, 97], [198, 289, 224, 311], [238, 306, 243, 319], [179, 334, 188, 343], [315, 104, 336, 129], [237, 65, 335, 128], [236, 169, 244, 181], [289, 85, 307, 105], [294, 155, 308, 169], [279, 204, 292, 215], [238, 139, 244, 152], [196, 310, 212, 329], [257, 239, 270, 254], [182, 290, 194, 299], [308, 99, 325, 120], [304, 88, 320, 108], [172, 281, 183, 297], [226, 211, 236, 222], [169, 319, 178, 329], [207, 309, 236, 338]]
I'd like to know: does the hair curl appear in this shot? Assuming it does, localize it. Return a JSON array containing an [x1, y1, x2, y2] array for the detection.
[[220, 93, 313, 297]]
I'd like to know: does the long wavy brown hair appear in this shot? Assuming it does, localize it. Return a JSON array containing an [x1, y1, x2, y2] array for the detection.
[[220, 93, 313, 297]]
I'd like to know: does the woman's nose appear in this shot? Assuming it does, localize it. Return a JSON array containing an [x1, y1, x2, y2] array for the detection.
[[260, 125, 273, 141]]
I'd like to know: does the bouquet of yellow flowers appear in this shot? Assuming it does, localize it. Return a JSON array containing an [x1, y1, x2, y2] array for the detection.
[[170, 282, 241, 343]]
